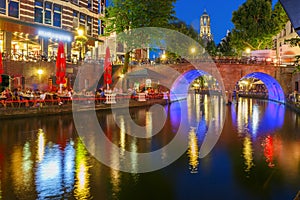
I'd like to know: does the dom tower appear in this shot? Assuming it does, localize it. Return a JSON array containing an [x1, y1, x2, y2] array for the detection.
[[200, 9, 213, 46]]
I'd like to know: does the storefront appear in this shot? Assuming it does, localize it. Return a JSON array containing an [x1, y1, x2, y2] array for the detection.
[[0, 18, 74, 62]]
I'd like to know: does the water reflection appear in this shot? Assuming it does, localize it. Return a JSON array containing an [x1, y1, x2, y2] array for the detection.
[[242, 136, 254, 173], [36, 144, 63, 199], [187, 127, 199, 173], [11, 142, 34, 198], [234, 98, 285, 139], [262, 135, 275, 168], [0, 96, 300, 199], [37, 129, 45, 162], [74, 139, 91, 199]]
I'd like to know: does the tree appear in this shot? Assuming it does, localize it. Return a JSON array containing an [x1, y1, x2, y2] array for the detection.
[[205, 40, 217, 57], [102, 0, 176, 73], [230, 0, 288, 53], [170, 20, 199, 42], [217, 31, 236, 56]]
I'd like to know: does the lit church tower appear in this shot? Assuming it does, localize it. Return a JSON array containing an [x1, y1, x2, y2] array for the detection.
[[200, 9, 213, 46]]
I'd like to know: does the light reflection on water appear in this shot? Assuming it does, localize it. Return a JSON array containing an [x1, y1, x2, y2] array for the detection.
[[0, 95, 300, 199], [243, 136, 254, 173], [187, 127, 199, 173], [74, 139, 91, 200]]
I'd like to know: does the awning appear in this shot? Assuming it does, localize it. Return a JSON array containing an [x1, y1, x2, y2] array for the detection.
[[126, 68, 166, 80]]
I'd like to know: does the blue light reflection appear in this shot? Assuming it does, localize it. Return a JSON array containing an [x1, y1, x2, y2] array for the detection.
[[243, 72, 285, 103]]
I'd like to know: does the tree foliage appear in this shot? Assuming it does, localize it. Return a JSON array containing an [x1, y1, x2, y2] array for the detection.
[[169, 20, 199, 42], [230, 0, 288, 52], [205, 41, 217, 56], [102, 0, 176, 73], [217, 31, 236, 56]]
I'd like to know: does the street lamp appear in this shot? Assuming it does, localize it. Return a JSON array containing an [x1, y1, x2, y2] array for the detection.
[[37, 69, 43, 75], [191, 47, 196, 59], [76, 29, 87, 61], [245, 48, 251, 56]]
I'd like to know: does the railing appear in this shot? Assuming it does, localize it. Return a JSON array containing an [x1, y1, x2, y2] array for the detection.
[[0, 93, 167, 109]]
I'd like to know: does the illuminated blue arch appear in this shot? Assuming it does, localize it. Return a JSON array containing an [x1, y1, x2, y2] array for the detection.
[[170, 69, 211, 102], [243, 72, 285, 104]]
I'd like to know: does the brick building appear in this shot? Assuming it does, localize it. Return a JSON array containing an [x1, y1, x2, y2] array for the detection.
[[0, 0, 105, 62]]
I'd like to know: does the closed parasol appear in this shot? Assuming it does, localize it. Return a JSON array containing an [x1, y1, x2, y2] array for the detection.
[[104, 47, 112, 89], [56, 41, 66, 91], [0, 52, 3, 83]]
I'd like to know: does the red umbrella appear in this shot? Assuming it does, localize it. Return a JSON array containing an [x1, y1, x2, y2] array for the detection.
[[0, 52, 3, 83], [104, 47, 112, 89], [56, 41, 66, 85]]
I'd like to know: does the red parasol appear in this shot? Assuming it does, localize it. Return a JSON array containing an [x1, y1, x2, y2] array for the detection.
[[104, 47, 112, 88], [56, 41, 66, 85], [0, 52, 3, 83]]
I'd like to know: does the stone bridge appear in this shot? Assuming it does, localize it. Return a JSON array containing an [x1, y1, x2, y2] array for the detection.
[[127, 62, 294, 104]]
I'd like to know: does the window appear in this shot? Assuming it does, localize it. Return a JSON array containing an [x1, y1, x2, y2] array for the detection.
[[53, 4, 61, 27], [44, 10, 51, 24], [88, 0, 92, 10], [99, 0, 104, 14], [87, 16, 92, 35], [8, 1, 19, 18], [44, 2, 52, 25], [34, 0, 43, 23], [73, 10, 78, 28], [53, 4, 61, 12], [45, 1, 52, 9], [53, 12, 61, 27], [34, 0, 43, 7], [0, 0, 6, 14], [98, 19, 101, 35], [34, 7, 43, 23], [80, 13, 85, 24]]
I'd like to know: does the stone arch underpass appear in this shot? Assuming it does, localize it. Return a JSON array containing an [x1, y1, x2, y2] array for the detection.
[[169, 63, 287, 104]]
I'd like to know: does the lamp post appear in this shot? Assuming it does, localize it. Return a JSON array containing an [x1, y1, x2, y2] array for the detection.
[[191, 47, 196, 60], [76, 29, 87, 61], [37, 69, 43, 88], [245, 48, 251, 56], [161, 53, 166, 64]]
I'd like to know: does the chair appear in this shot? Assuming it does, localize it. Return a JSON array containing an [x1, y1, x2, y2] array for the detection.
[[4, 97, 14, 108]]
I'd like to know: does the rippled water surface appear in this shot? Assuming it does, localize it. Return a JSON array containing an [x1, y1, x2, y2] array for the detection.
[[0, 95, 300, 200]]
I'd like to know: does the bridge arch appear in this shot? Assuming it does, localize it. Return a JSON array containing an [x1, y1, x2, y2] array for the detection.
[[170, 69, 224, 102], [170, 69, 286, 104], [240, 72, 285, 103]]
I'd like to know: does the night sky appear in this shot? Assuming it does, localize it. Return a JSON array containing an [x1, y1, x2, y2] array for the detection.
[[174, 0, 247, 44], [106, 0, 279, 45], [174, 0, 279, 44]]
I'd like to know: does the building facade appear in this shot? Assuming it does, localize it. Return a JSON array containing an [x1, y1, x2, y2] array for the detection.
[[199, 9, 213, 46], [0, 0, 106, 62], [273, 20, 300, 66], [273, 20, 300, 93]]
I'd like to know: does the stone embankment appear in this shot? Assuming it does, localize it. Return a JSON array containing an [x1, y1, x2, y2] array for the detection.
[[0, 99, 169, 119]]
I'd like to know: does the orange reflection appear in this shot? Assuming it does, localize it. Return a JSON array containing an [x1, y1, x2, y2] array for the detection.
[[111, 169, 121, 197], [11, 142, 34, 197], [74, 139, 91, 199], [187, 128, 199, 173], [243, 136, 254, 173]]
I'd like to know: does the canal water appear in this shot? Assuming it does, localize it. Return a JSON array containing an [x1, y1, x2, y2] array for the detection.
[[0, 95, 299, 200]]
